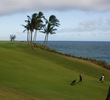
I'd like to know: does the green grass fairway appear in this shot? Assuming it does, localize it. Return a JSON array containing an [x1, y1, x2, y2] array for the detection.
[[0, 41, 110, 100]]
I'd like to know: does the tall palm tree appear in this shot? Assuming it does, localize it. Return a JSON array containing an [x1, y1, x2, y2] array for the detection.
[[33, 12, 45, 42], [23, 12, 45, 47], [42, 15, 60, 47], [22, 23, 30, 43], [23, 14, 37, 44], [26, 15, 34, 43]]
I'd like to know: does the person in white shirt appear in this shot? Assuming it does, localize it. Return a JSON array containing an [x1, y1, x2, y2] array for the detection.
[[100, 74, 104, 82]]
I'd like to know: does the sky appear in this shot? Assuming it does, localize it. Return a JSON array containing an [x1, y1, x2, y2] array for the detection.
[[0, 0, 110, 41]]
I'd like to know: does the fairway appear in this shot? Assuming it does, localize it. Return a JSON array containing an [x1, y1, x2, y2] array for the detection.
[[0, 42, 109, 100]]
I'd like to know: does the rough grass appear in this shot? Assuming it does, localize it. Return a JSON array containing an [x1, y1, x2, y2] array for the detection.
[[0, 41, 110, 100]]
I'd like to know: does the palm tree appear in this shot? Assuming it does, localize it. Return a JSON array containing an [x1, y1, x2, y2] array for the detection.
[[23, 12, 44, 43], [23, 12, 60, 48], [33, 12, 45, 42], [22, 23, 30, 43], [42, 15, 60, 47], [26, 15, 34, 44], [23, 14, 35, 44]]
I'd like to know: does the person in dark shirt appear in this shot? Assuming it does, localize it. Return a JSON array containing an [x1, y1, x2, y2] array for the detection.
[[78, 74, 82, 83]]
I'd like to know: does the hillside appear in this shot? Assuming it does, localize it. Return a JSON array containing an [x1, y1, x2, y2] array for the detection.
[[0, 41, 110, 100]]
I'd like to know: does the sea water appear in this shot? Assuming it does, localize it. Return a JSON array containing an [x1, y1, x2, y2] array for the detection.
[[38, 41, 110, 65]]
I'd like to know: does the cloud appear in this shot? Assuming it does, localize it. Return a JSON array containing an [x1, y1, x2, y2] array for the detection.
[[77, 18, 110, 32], [0, 0, 110, 16], [58, 18, 110, 33]]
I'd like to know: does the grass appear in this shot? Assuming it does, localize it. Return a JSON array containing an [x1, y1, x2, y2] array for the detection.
[[0, 41, 109, 100]]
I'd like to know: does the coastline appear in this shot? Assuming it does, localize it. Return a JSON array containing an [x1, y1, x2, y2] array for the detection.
[[36, 41, 110, 65]]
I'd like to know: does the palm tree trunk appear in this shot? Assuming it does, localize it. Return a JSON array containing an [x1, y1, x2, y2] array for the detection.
[[33, 30, 37, 42], [30, 31, 33, 44], [30, 31, 35, 49], [28, 31, 31, 42], [45, 34, 49, 47], [44, 34, 47, 46], [27, 30, 29, 43]]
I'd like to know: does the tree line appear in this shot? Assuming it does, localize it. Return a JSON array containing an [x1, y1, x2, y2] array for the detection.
[[22, 11, 60, 48]]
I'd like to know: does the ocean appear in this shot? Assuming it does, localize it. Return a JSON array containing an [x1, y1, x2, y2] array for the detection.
[[38, 41, 110, 65]]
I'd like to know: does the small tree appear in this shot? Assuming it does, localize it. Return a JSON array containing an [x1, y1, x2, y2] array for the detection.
[[10, 35, 16, 41]]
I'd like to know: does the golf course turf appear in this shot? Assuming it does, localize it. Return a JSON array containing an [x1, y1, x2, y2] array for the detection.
[[0, 41, 109, 100]]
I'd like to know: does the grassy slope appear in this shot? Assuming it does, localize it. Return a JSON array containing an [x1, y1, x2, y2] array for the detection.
[[0, 41, 110, 100]]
